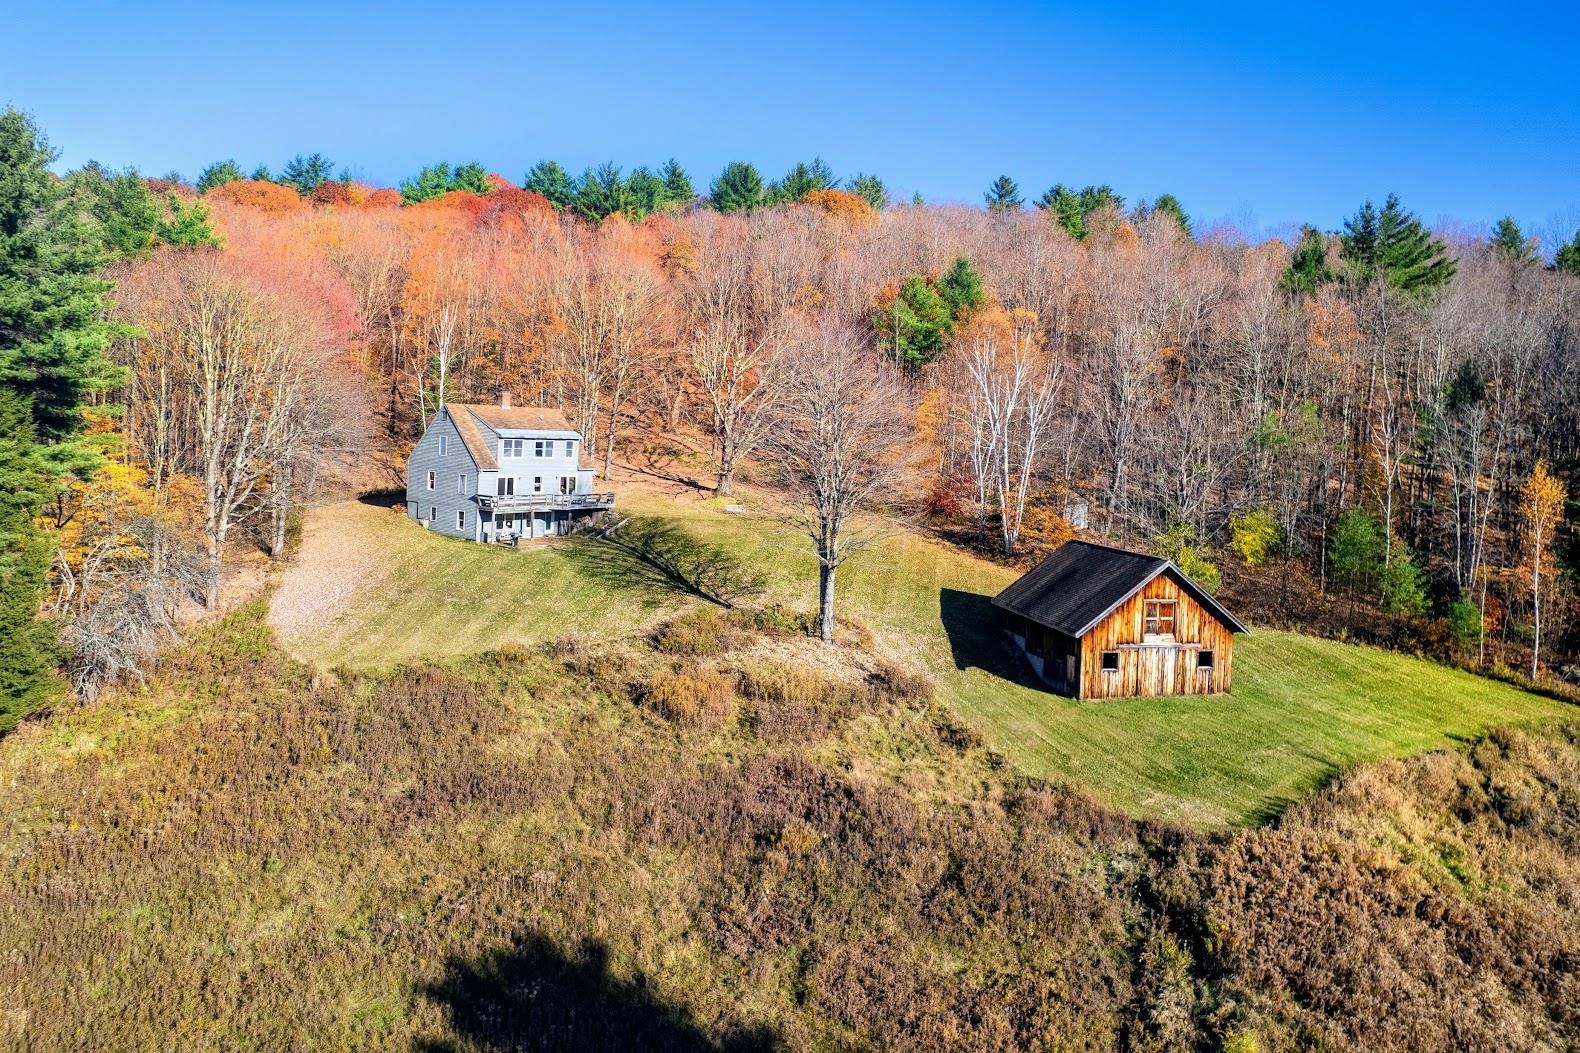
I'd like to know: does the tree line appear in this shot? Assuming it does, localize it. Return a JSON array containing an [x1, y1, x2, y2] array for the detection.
[[3, 106, 1578, 726]]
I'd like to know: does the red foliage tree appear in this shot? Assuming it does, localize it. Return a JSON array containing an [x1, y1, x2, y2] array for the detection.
[[308, 180, 353, 207]]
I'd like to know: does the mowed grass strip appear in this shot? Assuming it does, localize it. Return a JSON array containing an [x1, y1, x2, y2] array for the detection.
[[282, 491, 1572, 827]]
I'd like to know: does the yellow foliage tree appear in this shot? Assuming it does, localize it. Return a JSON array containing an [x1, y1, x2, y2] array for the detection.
[[1520, 460, 1566, 677]]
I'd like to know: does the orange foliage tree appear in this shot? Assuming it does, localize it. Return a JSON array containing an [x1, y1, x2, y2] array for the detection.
[[207, 178, 305, 214], [803, 188, 879, 228]]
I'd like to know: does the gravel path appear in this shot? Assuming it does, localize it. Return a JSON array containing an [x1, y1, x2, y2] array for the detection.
[[267, 500, 391, 643]]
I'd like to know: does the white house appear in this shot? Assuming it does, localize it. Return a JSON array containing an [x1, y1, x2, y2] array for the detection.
[[404, 391, 614, 542]]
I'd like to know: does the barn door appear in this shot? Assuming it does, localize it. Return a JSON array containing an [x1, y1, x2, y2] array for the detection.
[[1147, 646, 1172, 696]]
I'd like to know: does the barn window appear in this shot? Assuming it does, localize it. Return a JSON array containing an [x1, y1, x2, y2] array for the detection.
[[1101, 651, 1119, 672], [438, 434, 448, 456], [1198, 650, 1215, 670], [1144, 599, 1176, 638], [456, 473, 467, 494], [456, 510, 466, 530], [425, 471, 435, 490]]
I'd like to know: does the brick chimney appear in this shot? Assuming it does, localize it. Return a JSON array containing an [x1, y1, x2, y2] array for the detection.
[[497, 388, 512, 409]]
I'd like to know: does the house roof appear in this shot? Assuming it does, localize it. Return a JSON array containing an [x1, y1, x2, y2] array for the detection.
[[442, 403, 595, 472], [991, 539, 1249, 637]]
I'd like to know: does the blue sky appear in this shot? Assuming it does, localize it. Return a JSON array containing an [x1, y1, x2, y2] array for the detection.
[[7, 1, 1579, 242]]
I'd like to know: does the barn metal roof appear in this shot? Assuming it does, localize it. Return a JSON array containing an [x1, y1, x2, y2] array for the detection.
[[991, 539, 1249, 637]]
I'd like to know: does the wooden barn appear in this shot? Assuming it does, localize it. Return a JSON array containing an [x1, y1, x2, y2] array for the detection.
[[992, 540, 1249, 699]]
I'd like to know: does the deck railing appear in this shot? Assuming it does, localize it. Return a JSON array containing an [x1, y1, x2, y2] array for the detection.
[[476, 492, 616, 512]]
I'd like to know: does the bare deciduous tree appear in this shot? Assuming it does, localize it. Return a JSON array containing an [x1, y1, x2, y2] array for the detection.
[[770, 318, 914, 642]]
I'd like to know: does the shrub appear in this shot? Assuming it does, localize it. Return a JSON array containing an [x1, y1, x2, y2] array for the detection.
[[1446, 597, 1482, 648], [643, 665, 736, 727], [739, 664, 869, 743], [1152, 523, 1222, 592], [1378, 540, 1428, 617], [728, 604, 817, 638], [929, 705, 983, 752], [1229, 507, 1282, 567], [652, 607, 754, 657], [869, 660, 935, 704]]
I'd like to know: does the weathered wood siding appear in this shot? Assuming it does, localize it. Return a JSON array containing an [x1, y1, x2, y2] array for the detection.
[[1077, 572, 1235, 699]]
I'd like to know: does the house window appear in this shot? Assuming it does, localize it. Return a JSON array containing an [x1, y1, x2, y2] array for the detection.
[[425, 471, 435, 490], [534, 440, 549, 457], [1101, 651, 1119, 672], [1144, 599, 1176, 638], [457, 473, 467, 495], [563, 440, 574, 458], [497, 477, 514, 496], [533, 476, 543, 493], [456, 510, 466, 530], [429, 506, 437, 521], [1197, 650, 1215, 670], [438, 434, 448, 456], [502, 438, 524, 458]]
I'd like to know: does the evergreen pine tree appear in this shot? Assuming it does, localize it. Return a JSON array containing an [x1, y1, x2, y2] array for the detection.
[[1489, 216, 1535, 264], [0, 108, 122, 450], [156, 193, 220, 248], [845, 173, 888, 210], [1340, 193, 1456, 295], [0, 389, 61, 729], [196, 160, 243, 193], [1281, 225, 1336, 294], [249, 164, 272, 182], [1555, 229, 1580, 276], [769, 157, 836, 204], [658, 158, 695, 205], [450, 162, 491, 195], [1327, 509, 1385, 611], [1036, 183, 1085, 237], [873, 274, 953, 369], [279, 153, 335, 193], [625, 167, 666, 217], [524, 160, 576, 210], [1035, 183, 1124, 238], [81, 167, 160, 258], [400, 163, 454, 204], [709, 162, 766, 212], [570, 162, 635, 221], [938, 256, 985, 319], [1378, 539, 1428, 616], [984, 175, 1023, 212], [1148, 193, 1191, 236]]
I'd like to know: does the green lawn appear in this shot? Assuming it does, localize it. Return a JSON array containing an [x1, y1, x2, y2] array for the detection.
[[285, 489, 1572, 827]]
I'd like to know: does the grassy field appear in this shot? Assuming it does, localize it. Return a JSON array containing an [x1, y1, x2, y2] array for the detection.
[[280, 485, 1571, 827]]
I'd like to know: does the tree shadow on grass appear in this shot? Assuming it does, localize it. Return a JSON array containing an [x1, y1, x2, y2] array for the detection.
[[565, 517, 768, 609], [938, 587, 1047, 691], [359, 489, 406, 509], [415, 932, 778, 1053]]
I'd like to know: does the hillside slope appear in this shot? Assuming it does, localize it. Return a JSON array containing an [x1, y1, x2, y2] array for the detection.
[[0, 610, 1574, 1051], [272, 487, 1569, 827]]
